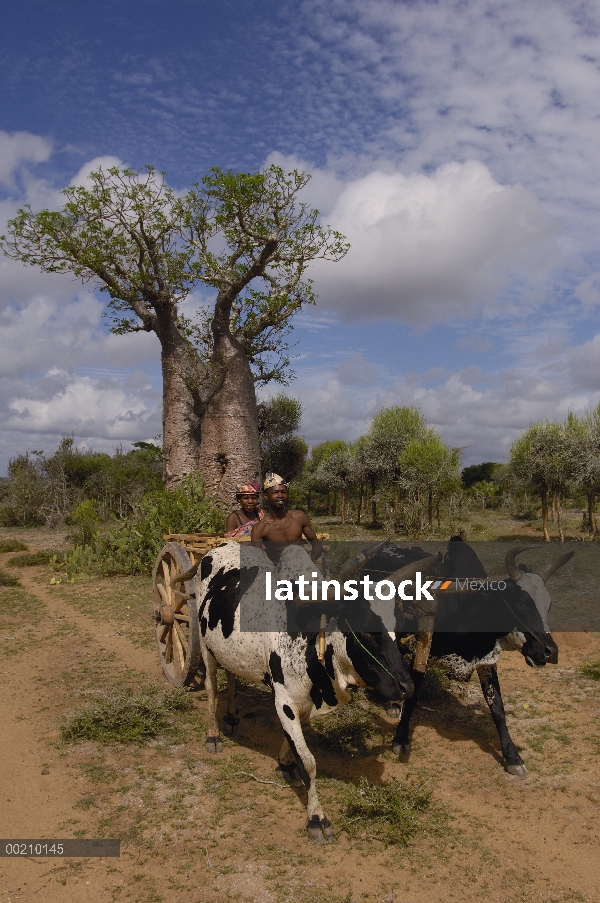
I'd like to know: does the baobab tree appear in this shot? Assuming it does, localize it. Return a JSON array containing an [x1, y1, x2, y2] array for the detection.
[[1, 165, 348, 502]]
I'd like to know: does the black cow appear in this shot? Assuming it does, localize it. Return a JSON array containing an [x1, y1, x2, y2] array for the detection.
[[368, 537, 570, 776]]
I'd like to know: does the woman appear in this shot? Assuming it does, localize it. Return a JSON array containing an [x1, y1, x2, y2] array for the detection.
[[225, 482, 263, 541]]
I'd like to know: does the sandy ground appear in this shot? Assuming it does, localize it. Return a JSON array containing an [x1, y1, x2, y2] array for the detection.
[[0, 534, 599, 903]]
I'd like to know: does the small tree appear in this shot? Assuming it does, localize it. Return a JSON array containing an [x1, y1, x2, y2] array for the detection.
[[359, 407, 428, 525], [398, 432, 461, 531], [257, 394, 307, 483], [567, 407, 600, 537], [509, 421, 573, 541], [314, 442, 357, 523], [1, 165, 348, 503]]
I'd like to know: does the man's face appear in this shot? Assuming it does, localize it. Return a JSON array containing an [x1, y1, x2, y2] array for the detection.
[[266, 484, 288, 510]]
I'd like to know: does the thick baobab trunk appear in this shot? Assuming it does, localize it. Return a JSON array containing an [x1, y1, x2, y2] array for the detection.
[[198, 332, 261, 507], [159, 327, 202, 489]]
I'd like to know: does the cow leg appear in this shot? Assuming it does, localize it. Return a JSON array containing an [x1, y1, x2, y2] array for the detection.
[[477, 664, 526, 776], [222, 671, 240, 736], [392, 669, 426, 756], [273, 691, 333, 845], [275, 737, 302, 784], [201, 644, 223, 753]]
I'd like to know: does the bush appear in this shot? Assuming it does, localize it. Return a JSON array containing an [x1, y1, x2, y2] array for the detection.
[[60, 687, 194, 744], [0, 540, 28, 553], [580, 659, 600, 681], [67, 499, 100, 546], [338, 776, 446, 847], [61, 474, 224, 577], [7, 550, 55, 567], [0, 568, 20, 587], [310, 697, 376, 755]]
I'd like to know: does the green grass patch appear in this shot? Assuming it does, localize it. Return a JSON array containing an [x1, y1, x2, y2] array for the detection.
[[580, 658, 600, 681], [0, 568, 21, 587], [0, 540, 28, 553], [7, 550, 54, 567], [310, 694, 377, 755], [337, 775, 447, 847], [60, 687, 196, 744]]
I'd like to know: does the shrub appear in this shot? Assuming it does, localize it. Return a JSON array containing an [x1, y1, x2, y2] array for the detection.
[[7, 550, 55, 567], [337, 776, 445, 846], [0, 568, 20, 587], [67, 499, 100, 546], [310, 697, 376, 755], [0, 540, 28, 553], [61, 474, 224, 577], [60, 687, 194, 744], [580, 659, 600, 681]]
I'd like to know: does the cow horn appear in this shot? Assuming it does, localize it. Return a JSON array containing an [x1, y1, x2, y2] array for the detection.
[[538, 550, 575, 582], [388, 553, 442, 588], [505, 546, 536, 580], [339, 539, 389, 582]]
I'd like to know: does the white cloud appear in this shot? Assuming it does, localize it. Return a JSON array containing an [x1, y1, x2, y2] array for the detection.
[[310, 160, 557, 324], [0, 131, 52, 189], [3, 368, 160, 440], [69, 155, 125, 189]]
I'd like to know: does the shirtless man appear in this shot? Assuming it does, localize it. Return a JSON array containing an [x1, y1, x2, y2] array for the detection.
[[251, 473, 322, 563]]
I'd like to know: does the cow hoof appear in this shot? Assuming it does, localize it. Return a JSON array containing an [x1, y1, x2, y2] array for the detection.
[[307, 816, 335, 845], [276, 763, 301, 784], [386, 703, 402, 719], [321, 818, 335, 843], [205, 736, 223, 753], [392, 741, 410, 757], [505, 762, 528, 777]]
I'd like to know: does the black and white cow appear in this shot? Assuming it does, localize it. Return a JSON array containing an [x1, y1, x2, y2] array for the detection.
[[370, 537, 571, 776], [196, 542, 414, 844]]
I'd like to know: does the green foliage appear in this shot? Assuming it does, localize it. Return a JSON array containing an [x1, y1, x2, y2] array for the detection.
[[310, 697, 376, 755], [7, 550, 54, 567], [60, 687, 194, 744], [509, 422, 573, 491], [1, 164, 349, 389], [462, 462, 500, 488], [0, 568, 20, 587], [0, 540, 28, 553], [61, 474, 224, 576], [68, 499, 100, 546], [579, 659, 600, 681], [338, 776, 445, 847], [0, 438, 162, 528], [258, 394, 307, 481]]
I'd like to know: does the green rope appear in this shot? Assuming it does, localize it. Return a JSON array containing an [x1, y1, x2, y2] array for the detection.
[[343, 619, 402, 688]]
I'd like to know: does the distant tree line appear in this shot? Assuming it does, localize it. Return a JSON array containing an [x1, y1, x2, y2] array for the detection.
[[4, 399, 600, 544]]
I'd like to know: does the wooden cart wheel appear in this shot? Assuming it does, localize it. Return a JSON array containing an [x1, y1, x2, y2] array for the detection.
[[152, 542, 203, 687]]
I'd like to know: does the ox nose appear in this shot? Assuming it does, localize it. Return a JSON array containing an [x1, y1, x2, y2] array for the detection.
[[544, 643, 558, 665]]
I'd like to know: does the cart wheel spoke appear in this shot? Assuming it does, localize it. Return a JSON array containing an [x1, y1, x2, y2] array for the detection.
[[174, 620, 189, 655]]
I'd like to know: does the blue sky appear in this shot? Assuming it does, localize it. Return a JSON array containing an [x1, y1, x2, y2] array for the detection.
[[2, 0, 600, 470]]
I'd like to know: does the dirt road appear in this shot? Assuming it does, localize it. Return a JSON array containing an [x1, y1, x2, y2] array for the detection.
[[0, 542, 599, 903]]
